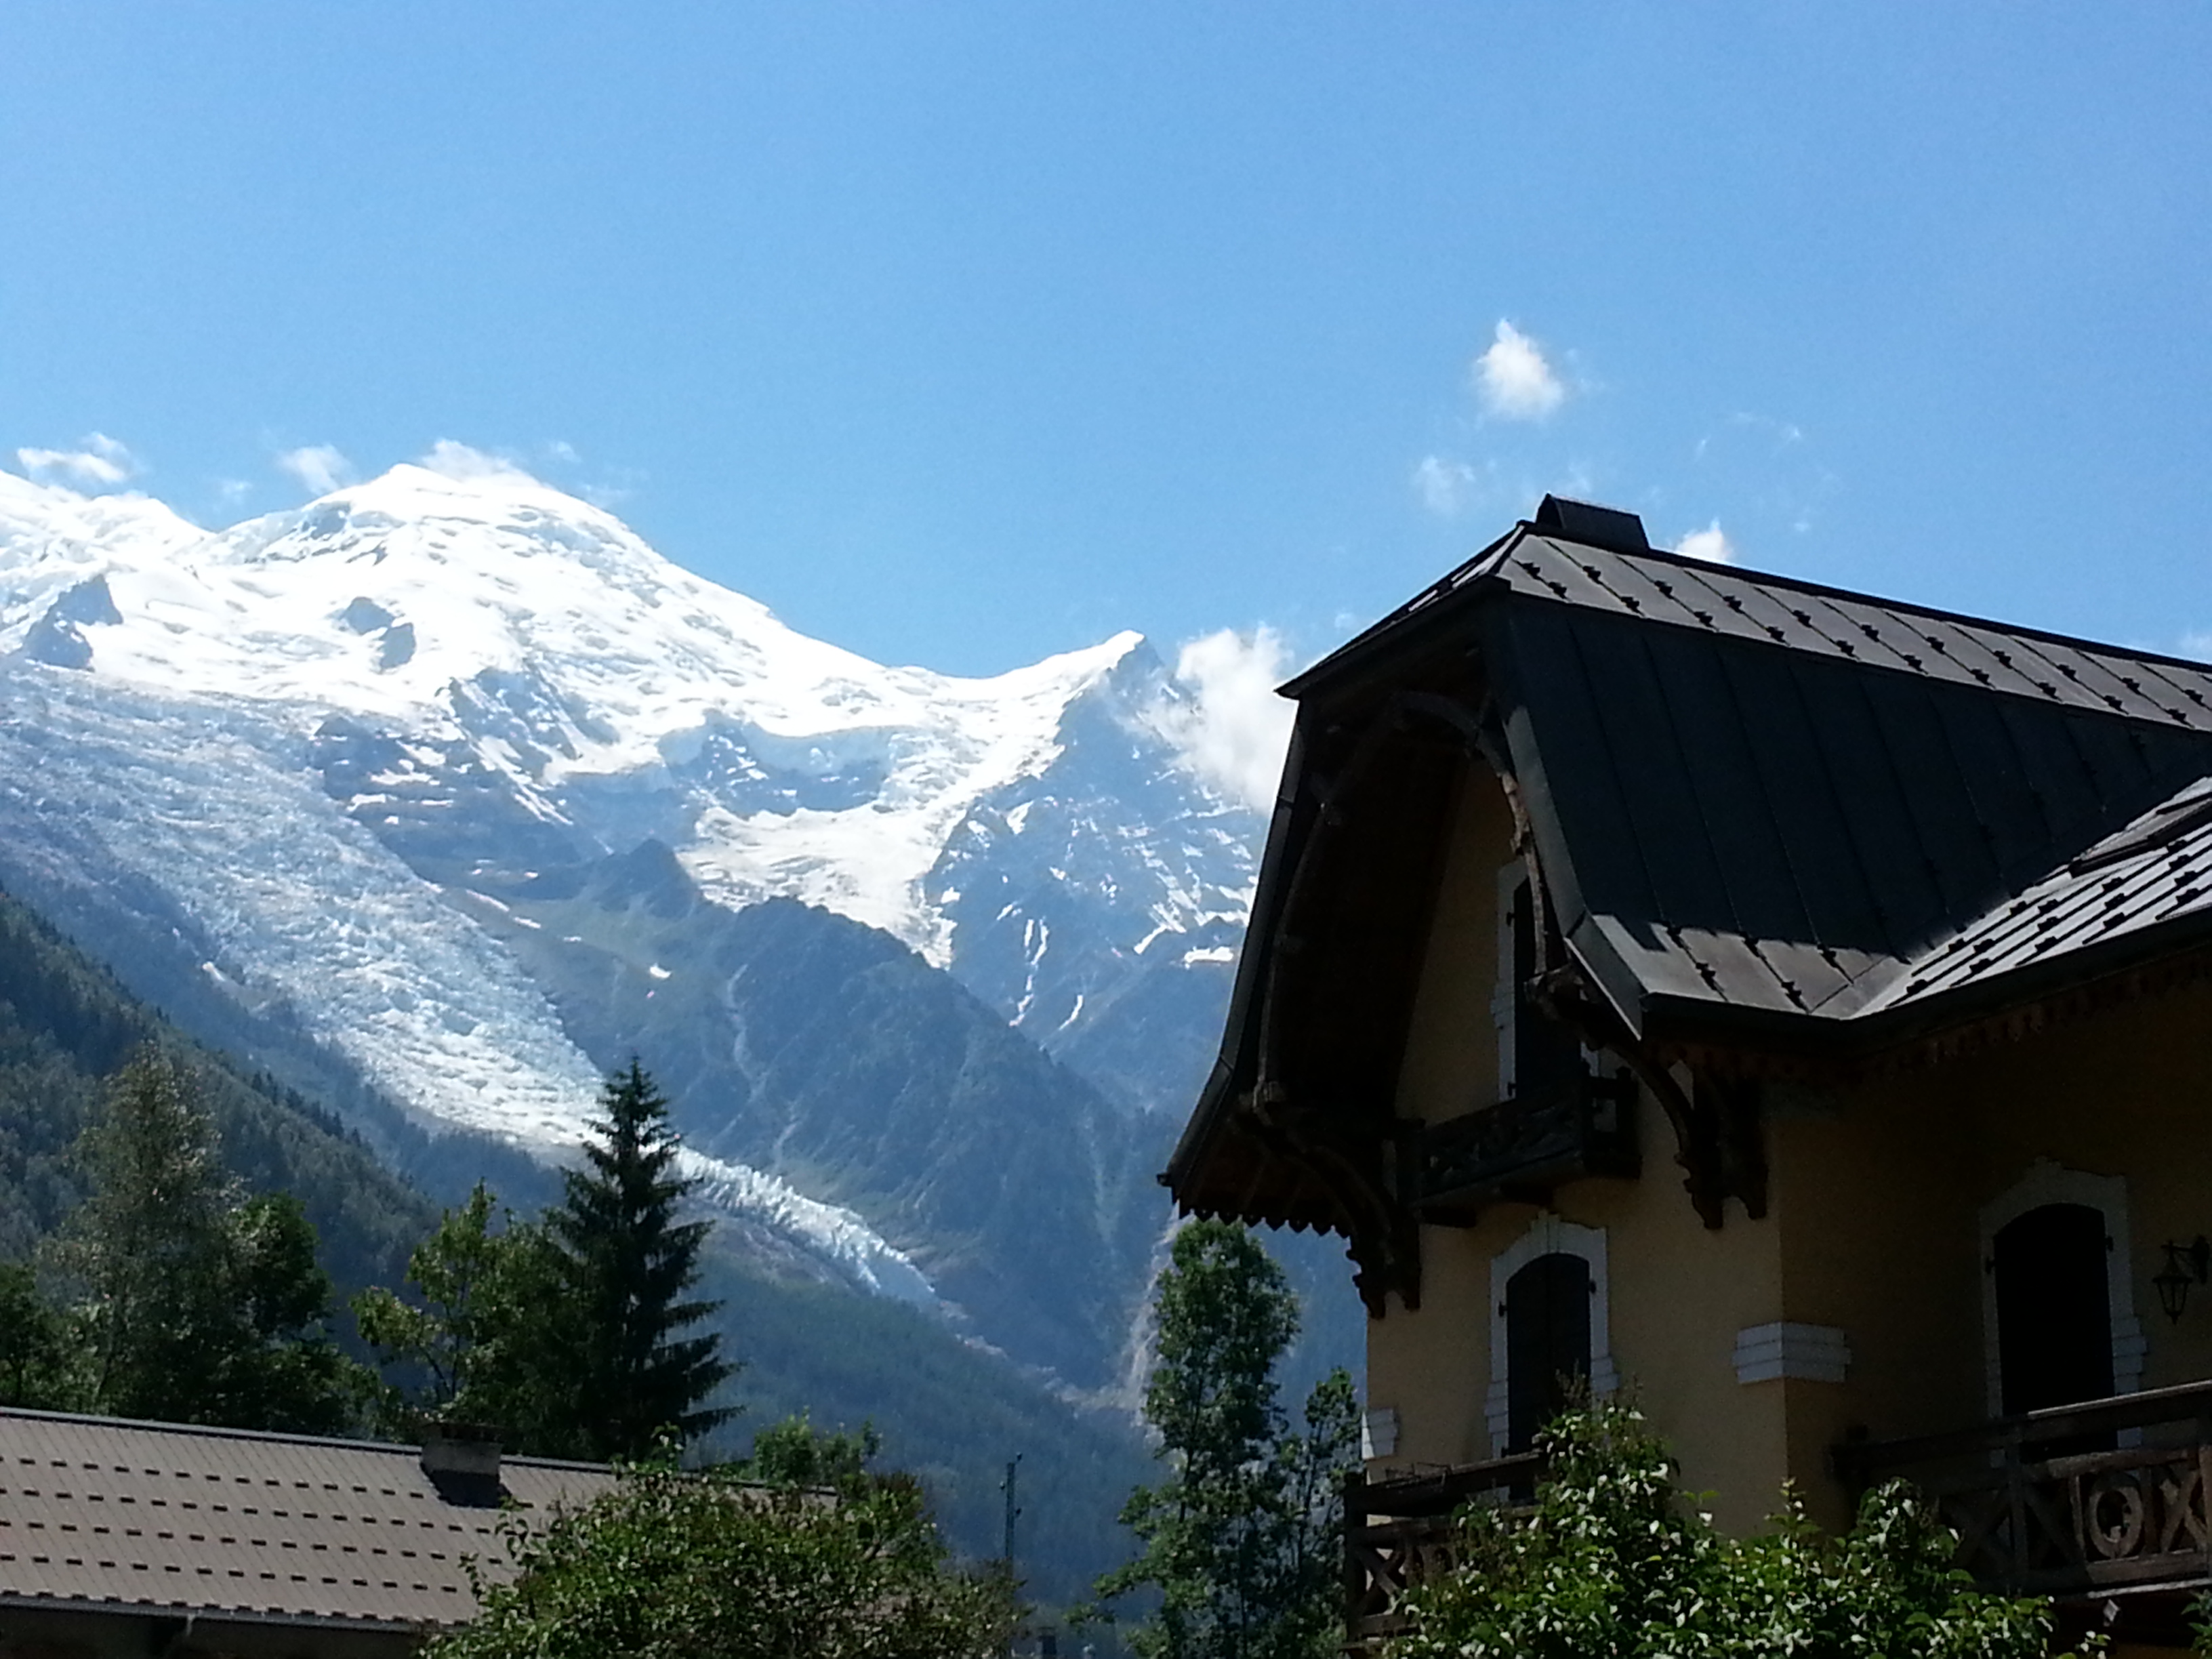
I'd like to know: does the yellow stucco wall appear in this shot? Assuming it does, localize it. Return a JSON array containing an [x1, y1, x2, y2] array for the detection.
[[1372, 762, 1789, 1530], [1769, 980, 2212, 1525], [1365, 751, 2212, 1568], [1394, 766, 1507, 1128]]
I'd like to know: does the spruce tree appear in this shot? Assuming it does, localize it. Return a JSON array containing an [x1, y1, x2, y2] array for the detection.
[[547, 1061, 732, 1460]]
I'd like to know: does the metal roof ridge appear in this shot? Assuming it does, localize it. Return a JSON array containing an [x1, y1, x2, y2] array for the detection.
[[1277, 523, 1525, 697], [1561, 538, 2212, 678], [0, 1404, 421, 1455], [0, 1404, 611, 1472]]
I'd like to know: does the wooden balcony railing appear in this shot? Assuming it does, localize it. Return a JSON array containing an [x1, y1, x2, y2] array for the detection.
[[1411, 1071, 1637, 1221], [1342, 1453, 1542, 1654], [1836, 1379, 2212, 1601]]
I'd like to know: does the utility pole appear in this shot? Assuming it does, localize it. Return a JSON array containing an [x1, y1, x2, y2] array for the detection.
[[1001, 1455, 1023, 1659], [1000, 1454, 1023, 1566]]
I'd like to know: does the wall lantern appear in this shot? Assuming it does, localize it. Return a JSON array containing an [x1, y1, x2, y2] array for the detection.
[[2154, 1236, 2212, 1324]]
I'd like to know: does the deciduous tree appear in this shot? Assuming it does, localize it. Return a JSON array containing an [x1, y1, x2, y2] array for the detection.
[[1093, 1219, 1359, 1659], [52, 1051, 363, 1433], [426, 1420, 1017, 1659], [0, 1261, 79, 1408], [355, 1181, 569, 1441]]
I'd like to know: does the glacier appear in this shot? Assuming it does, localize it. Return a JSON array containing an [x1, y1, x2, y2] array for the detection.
[[0, 457, 1265, 1318]]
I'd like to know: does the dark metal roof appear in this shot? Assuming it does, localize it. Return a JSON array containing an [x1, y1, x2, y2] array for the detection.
[[1168, 508, 2212, 1233], [0, 1408, 613, 1631], [1483, 532, 2212, 1038]]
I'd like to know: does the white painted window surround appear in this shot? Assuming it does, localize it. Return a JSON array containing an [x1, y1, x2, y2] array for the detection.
[[1978, 1161, 2146, 1419], [1487, 1213, 1617, 1458], [1734, 1322, 1851, 1385]]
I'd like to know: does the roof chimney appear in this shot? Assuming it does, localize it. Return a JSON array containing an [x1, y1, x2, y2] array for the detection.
[[419, 1422, 504, 1508], [1534, 495, 1650, 555]]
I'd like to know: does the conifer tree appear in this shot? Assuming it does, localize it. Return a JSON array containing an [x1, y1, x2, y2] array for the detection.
[[546, 1061, 732, 1460]]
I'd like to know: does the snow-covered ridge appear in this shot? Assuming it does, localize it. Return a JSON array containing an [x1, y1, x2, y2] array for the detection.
[[0, 463, 1143, 951], [0, 457, 1267, 1347]]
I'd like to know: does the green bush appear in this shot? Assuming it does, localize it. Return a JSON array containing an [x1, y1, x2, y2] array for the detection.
[[428, 1423, 1017, 1659], [1387, 1397, 2100, 1659]]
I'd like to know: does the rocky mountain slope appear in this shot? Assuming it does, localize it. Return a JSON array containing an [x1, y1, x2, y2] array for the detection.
[[0, 458, 1271, 1393]]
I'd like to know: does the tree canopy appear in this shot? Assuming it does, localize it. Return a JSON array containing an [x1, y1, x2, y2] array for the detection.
[[356, 1063, 733, 1460], [1092, 1218, 1359, 1659], [426, 1420, 1017, 1659], [30, 1052, 364, 1431]]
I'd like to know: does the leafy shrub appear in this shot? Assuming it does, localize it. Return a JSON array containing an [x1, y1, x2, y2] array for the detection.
[[1387, 1397, 2100, 1659], [428, 1423, 1017, 1659]]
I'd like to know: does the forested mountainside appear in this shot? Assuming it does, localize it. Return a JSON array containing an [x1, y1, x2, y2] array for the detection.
[[0, 878, 1151, 1606], [0, 882, 432, 1288]]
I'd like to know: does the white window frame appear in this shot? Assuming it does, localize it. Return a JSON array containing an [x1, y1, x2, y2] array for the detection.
[[1486, 1212, 1617, 1458], [1978, 1160, 2144, 1422]]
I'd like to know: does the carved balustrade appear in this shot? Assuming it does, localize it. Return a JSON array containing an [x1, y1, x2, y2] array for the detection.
[[1342, 1453, 1541, 1654], [1839, 1379, 2212, 1600], [1411, 1072, 1637, 1221]]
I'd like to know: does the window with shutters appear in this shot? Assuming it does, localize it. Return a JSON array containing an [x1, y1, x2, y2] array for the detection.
[[1487, 1214, 1616, 1458], [1977, 1162, 2143, 1434]]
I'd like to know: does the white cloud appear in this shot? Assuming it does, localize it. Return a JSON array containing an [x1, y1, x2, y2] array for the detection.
[[1154, 627, 1298, 812], [1412, 455, 1479, 517], [215, 478, 253, 505], [1676, 520, 1736, 564], [420, 438, 535, 483], [1473, 321, 1565, 421], [16, 432, 138, 488], [2182, 632, 2212, 663], [276, 443, 353, 496]]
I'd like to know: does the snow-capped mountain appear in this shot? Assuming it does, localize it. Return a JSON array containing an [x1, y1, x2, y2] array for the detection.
[[0, 457, 1265, 1385]]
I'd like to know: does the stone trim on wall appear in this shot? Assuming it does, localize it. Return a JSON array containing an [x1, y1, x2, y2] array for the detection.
[[1733, 1322, 1851, 1385], [1361, 1406, 1400, 1460]]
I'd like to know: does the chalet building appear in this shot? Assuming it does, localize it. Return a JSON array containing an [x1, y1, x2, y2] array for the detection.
[[1167, 498, 2212, 1653], [0, 1410, 611, 1658]]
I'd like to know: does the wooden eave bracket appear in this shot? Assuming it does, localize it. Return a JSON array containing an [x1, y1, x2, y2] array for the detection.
[[1534, 962, 1769, 1229]]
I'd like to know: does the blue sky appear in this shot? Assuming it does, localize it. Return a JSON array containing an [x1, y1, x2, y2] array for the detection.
[[4, 3, 2209, 680]]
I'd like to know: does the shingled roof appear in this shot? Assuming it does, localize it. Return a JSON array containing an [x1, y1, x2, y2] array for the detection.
[[1168, 500, 2212, 1238], [0, 1408, 613, 1636]]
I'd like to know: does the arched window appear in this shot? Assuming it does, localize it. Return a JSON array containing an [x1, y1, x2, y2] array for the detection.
[[1488, 1214, 1616, 1458], [1504, 1251, 1591, 1452], [1979, 1162, 2143, 1429], [1992, 1202, 2114, 1416]]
